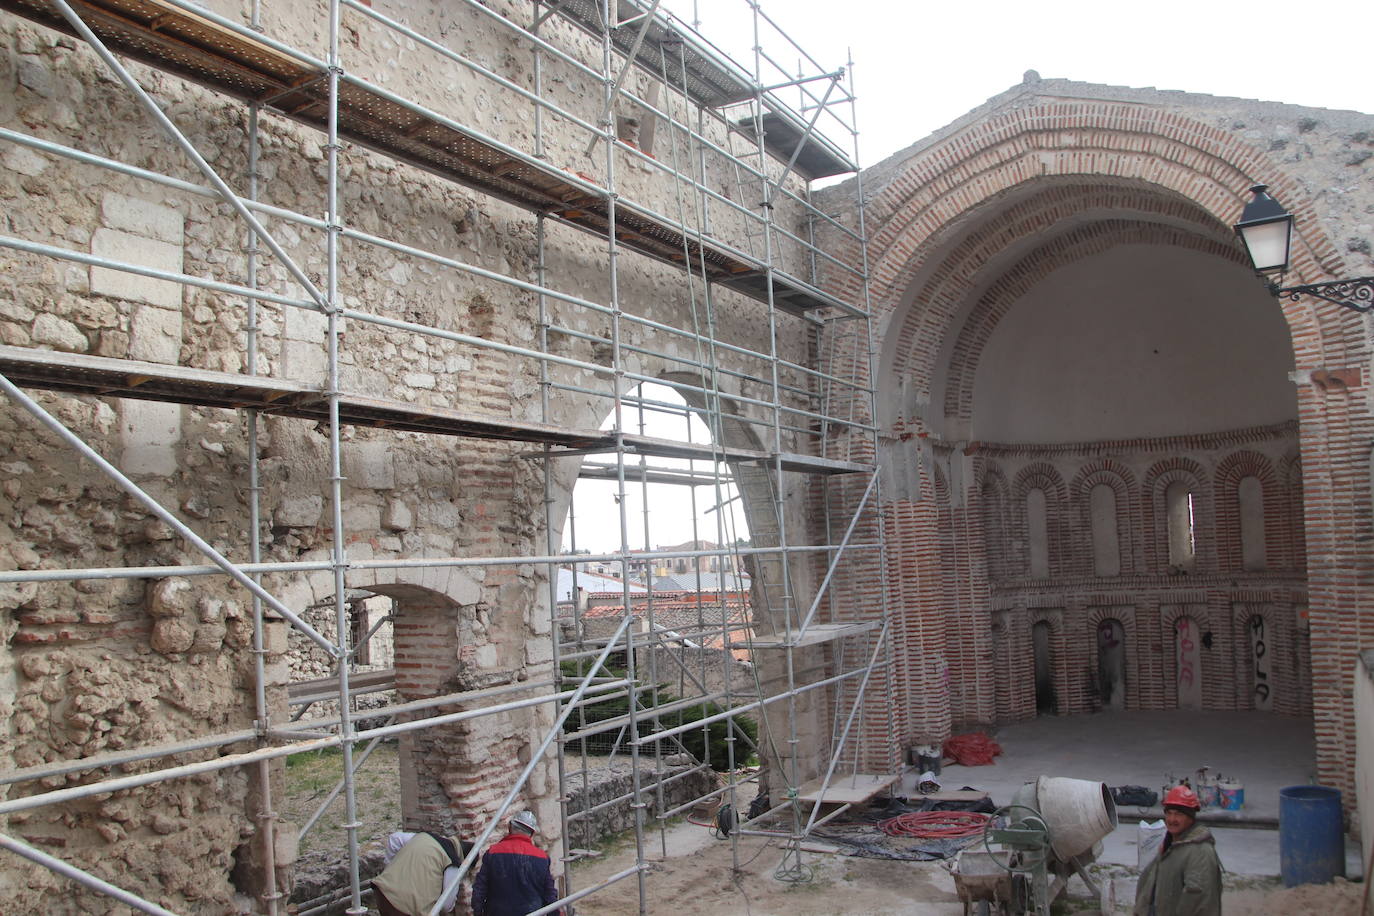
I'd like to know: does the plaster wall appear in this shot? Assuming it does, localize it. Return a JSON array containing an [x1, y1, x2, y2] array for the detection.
[[969, 245, 1297, 443]]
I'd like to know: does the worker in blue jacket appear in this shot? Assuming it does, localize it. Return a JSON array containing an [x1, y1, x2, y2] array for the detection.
[[471, 810, 562, 916]]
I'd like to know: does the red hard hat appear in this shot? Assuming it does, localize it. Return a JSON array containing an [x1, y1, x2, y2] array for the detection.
[[1163, 785, 1200, 811]]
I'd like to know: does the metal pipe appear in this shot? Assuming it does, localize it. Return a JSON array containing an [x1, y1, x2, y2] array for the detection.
[[802, 621, 891, 834], [582, 0, 663, 156], [0, 540, 882, 586], [525, 865, 645, 916], [0, 372, 338, 654], [0, 234, 314, 310], [296, 729, 390, 841], [47, 0, 329, 312], [0, 677, 633, 818], [637, 662, 880, 745], [426, 613, 639, 914], [795, 472, 878, 636], [0, 833, 181, 916]]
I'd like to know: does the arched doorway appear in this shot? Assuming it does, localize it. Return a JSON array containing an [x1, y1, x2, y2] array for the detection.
[[845, 92, 1372, 797], [1031, 619, 1056, 715], [1096, 619, 1127, 712]]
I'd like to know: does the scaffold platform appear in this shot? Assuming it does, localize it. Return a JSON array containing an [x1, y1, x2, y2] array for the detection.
[[0, 346, 870, 474], [0, 0, 861, 318]]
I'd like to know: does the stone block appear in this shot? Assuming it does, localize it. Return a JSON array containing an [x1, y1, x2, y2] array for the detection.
[[284, 304, 327, 342], [341, 502, 381, 532], [2, 144, 47, 177], [148, 577, 195, 618], [274, 495, 324, 528], [31, 314, 88, 352], [119, 399, 181, 477], [448, 569, 482, 606], [403, 372, 436, 389], [128, 304, 183, 363], [101, 192, 184, 245], [382, 498, 412, 531], [90, 228, 183, 309], [526, 638, 553, 666], [151, 618, 195, 655], [281, 338, 327, 384], [17, 55, 53, 97], [343, 441, 395, 489]]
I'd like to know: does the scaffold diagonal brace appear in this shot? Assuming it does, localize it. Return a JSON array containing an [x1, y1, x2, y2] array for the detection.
[[47, 0, 333, 314], [0, 371, 340, 656]]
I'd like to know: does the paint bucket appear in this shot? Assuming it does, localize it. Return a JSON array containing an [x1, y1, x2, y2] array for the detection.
[[1279, 785, 1344, 886], [1217, 780, 1244, 811], [1196, 782, 1219, 809], [1034, 776, 1120, 861]]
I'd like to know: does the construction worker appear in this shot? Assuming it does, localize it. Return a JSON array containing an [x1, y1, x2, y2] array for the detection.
[[371, 830, 472, 916], [1133, 785, 1222, 916], [471, 810, 562, 916]]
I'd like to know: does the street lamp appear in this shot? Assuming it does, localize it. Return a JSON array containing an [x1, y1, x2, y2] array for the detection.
[[1234, 184, 1373, 313]]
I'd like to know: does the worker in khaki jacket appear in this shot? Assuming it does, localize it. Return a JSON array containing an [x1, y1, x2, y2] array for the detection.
[[1133, 785, 1222, 916], [371, 831, 472, 916]]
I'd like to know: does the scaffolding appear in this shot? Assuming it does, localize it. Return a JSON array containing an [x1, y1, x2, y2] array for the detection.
[[0, 0, 893, 913]]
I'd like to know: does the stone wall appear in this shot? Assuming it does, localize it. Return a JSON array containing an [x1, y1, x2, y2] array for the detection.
[[0, 0, 839, 909]]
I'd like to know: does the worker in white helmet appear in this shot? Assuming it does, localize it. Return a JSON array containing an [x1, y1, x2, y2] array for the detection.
[[471, 810, 562, 916]]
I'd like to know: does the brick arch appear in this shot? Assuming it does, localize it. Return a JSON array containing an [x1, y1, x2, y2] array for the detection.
[[885, 180, 1233, 412], [860, 102, 1363, 423], [1085, 606, 1139, 712], [1070, 460, 1139, 577], [941, 220, 1241, 421], [1026, 608, 1068, 717], [1213, 450, 1280, 572], [1230, 602, 1302, 716], [1012, 463, 1068, 577], [1277, 451, 1306, 571], [339, 573, 489, 831], [978, 465, 1012, 579], [1159, 604, 1213, 710], [1142, 458, 1211, 571]]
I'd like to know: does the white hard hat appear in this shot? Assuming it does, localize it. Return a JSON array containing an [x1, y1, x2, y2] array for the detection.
[[511, 810, 539, 834]]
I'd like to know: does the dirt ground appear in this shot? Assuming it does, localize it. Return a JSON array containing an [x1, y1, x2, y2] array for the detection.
[[282, 749, 1369, 914], [568, 818, 1369, 915]]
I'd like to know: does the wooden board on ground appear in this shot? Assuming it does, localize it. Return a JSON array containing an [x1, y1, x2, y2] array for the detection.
[[795, 773, 899, 805]]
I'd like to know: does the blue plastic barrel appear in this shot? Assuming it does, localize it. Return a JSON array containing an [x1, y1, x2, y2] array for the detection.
[[1278, 785, 1344, 887]]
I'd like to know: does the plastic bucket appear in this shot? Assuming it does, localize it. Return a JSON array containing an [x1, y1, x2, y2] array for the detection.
[[1035, 776, 1119, 861], [1279, 785, 1344, 887], [1218, 781, 1244, 810]]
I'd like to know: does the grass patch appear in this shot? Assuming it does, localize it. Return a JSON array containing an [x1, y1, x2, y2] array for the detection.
[[282, 741, 401, 856]]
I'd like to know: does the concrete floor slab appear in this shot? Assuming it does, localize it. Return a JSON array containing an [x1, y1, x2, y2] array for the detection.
[[896, 711, 1364, 878]]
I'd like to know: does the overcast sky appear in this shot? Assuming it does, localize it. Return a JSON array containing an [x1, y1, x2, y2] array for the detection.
[[672, 0, 1374, 169], [566, 0, 1374, 556]]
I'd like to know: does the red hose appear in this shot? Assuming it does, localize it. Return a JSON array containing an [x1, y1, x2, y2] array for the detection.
[[878, 811, 990, 839]]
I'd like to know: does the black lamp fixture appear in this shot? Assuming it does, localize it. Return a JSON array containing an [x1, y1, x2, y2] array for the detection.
[[1234, 185, 1373, 313]]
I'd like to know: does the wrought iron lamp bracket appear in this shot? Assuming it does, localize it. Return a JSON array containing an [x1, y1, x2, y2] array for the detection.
[[1265, 276, 1374, 313]]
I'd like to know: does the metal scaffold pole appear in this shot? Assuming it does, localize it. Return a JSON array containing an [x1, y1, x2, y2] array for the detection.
[[0, 0, 884, 911]]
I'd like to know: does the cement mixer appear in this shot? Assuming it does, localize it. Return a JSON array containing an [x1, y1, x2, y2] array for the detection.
[[952, 776, 1118, 916]]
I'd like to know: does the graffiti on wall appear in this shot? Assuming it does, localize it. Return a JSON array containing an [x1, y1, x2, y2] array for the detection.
[[1175, 617, 1202, 709], [1249, 614, 1274, 712]]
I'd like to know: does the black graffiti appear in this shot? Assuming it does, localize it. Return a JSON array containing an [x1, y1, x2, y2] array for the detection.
[[1250, 616, 1271, 703]]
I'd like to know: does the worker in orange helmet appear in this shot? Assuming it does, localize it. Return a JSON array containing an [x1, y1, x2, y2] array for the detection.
[[1133, 784, 1222, 915]]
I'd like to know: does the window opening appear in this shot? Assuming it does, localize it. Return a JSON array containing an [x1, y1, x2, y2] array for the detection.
[[1166, 481, 1196, 570], [1027, 487, 1049, 578]]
